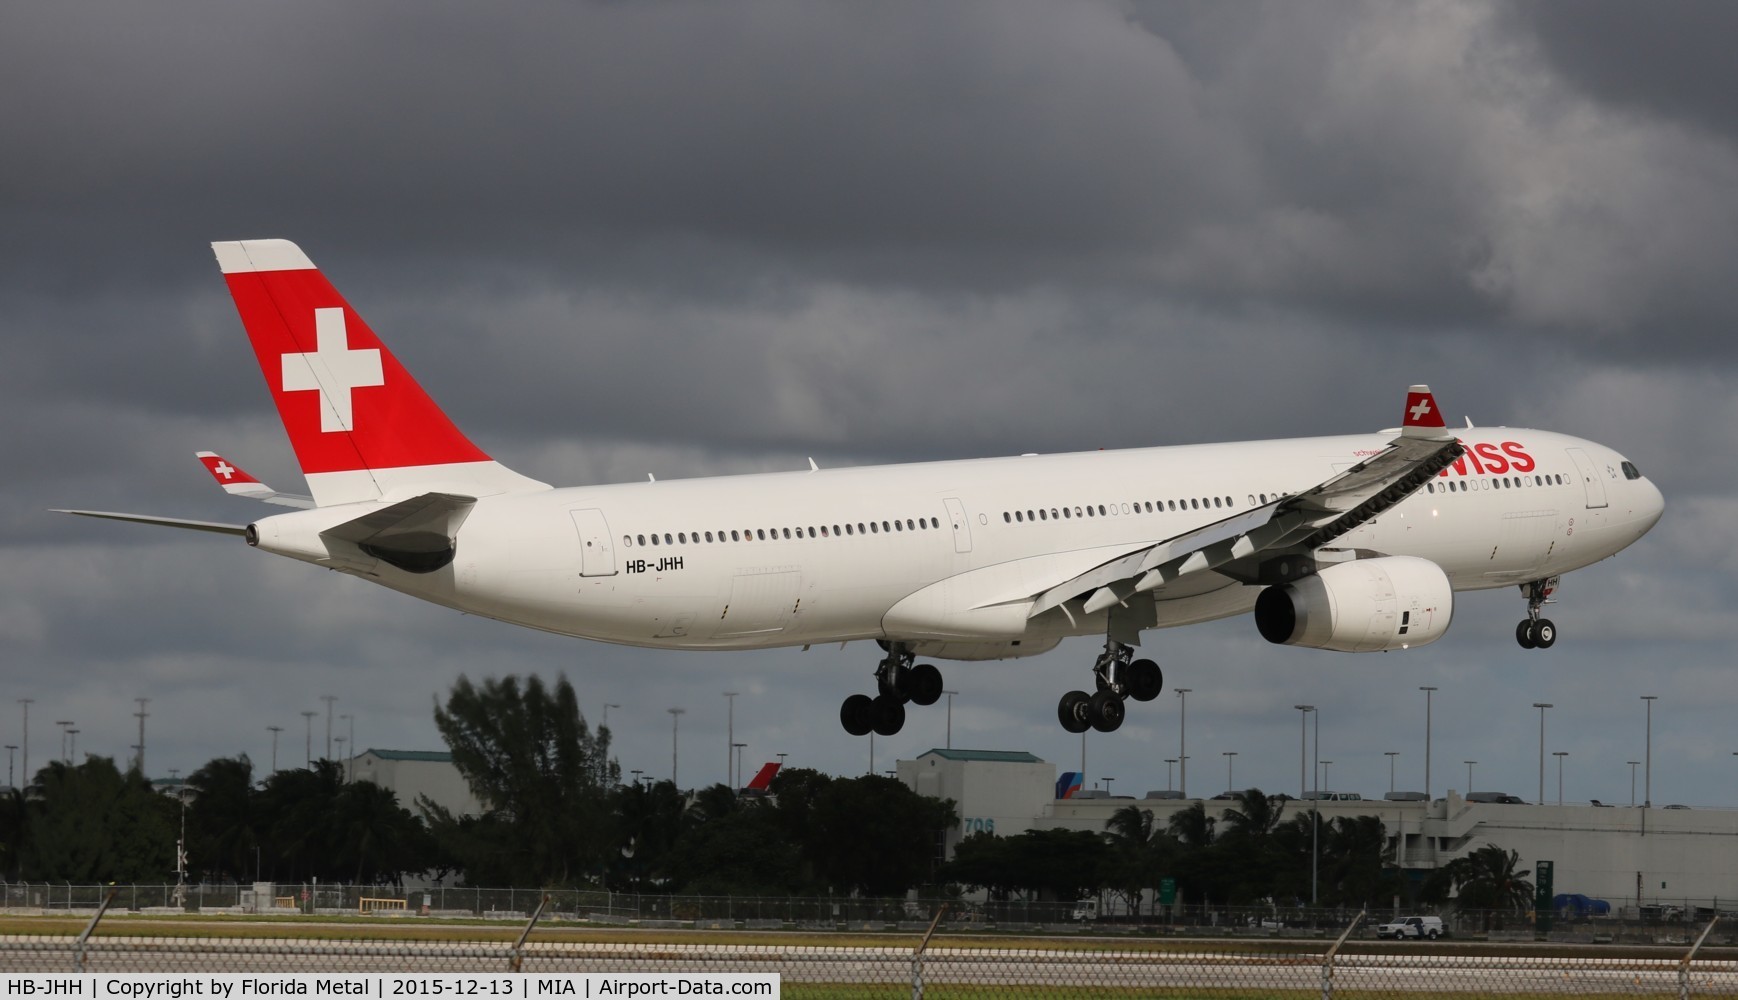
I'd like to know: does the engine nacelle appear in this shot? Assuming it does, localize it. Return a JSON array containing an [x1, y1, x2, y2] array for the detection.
[[1254, 556, 1453, 652]]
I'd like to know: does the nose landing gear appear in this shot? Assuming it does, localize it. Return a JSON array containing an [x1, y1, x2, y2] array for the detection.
[[1515, 577, 1559, 650], [1058, 639, 1162, 734], [839, 643, 945, 737]]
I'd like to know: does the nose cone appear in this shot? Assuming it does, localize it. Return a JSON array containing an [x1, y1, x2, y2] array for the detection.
[[1638, 477, 1665, 534]]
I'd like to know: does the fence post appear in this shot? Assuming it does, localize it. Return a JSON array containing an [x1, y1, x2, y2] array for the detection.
[[72, 889, 118, 972], [910, 904, 947, 1000], [1679, 914, 1719, 1000], [509, 893, 551, 972], [1319, 908, 1365, 1000]]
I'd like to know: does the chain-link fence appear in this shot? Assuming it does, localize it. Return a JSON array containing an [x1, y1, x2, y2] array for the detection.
[[0, 898, 1734, 996], [5, 882, 1735, 944]]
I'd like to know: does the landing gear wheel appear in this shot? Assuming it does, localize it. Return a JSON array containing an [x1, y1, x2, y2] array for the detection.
[[906, 663, 944, 706], [1533, 619, 1556, 649], [870, 694, 906, 736], [1058, 691, 1092, 734], [840, 694, 874, 737], [1126, 659, 1163, 702], [1515, 620, 1537, 650], [1088, 690, 1125, 733]]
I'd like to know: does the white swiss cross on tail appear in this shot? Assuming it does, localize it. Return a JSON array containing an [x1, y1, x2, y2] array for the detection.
[[281, 308, 384, 433], [1400, 384, 1451, 440]]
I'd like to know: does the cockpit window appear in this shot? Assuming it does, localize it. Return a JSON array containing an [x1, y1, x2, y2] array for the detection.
[[1621, 461, 1642, 480]]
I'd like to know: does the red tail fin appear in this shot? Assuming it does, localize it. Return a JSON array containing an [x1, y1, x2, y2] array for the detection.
[[213, 240, 545, 506], [745, 762, 781, 792]]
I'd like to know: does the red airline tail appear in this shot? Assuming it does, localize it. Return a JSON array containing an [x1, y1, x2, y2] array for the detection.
[[213, 240, 546, 507], [744, 762, 781, 792]]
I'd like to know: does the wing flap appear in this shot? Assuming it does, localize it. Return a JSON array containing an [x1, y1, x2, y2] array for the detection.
[[1027, 384, 1463, 620]]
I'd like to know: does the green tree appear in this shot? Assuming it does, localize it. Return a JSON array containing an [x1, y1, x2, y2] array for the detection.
[[20, 757, 175, 881], [1438, 843, 1533, 928], [1215, 789, 1289, 905], [1102, 805, 1172, 916], [432, 673, 619, 885], [187, 756, 258, 882], [807, 775, 955, 896]]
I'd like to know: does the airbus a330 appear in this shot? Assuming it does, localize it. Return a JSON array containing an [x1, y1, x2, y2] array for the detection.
[[62, 240, 1665, 739]]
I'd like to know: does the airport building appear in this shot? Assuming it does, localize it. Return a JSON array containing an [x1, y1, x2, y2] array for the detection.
[[348, 749, 482, 818], [897, 749, 1738, 908]]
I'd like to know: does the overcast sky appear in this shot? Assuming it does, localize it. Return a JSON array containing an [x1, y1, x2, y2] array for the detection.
[[4, 1, 1736, 816]]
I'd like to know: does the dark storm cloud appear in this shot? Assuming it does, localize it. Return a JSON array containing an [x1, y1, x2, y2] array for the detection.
[[1502, 0, 1738, 143]]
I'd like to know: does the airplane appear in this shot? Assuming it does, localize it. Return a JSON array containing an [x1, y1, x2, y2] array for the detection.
[[60, 240, 1665, 740]]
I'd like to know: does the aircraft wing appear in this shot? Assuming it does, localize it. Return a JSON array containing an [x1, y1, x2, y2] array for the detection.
[[196, 452, 314, 508], [1028, 385, 1464, 622]]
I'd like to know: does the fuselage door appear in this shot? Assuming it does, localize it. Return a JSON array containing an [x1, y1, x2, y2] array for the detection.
[[1565, 448, 1609, 510], [570, 508, 618, 577], [944, 497, 972, 554]]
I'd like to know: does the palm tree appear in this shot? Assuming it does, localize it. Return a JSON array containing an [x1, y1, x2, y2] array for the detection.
[[1443, 843, 1533, 929], [1103, 806, 1167, 917], [1220, 789, 1286, 838]]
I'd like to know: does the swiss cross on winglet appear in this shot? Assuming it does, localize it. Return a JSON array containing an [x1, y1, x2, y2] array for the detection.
[[197, 451, 261, 487], [1400, 384, 1452, 440], [193, 451, 314, 509]]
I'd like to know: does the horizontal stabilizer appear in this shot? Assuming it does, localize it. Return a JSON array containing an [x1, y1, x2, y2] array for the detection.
[[54, 509, 247, 536]]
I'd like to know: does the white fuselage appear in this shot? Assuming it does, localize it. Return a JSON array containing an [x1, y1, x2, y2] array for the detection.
[[262, 426, 1661, 662]]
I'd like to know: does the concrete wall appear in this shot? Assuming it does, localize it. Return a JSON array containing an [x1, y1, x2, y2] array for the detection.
[[898, 753, 1056, 857]]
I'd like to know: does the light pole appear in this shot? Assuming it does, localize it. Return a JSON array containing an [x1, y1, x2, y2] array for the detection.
[[1641, 696, 1657, 808], [55, 721, 72, 764], [1628, 760, 1640, 808], [1319, 759, 1333, 792], [301, 710, 316, 766], [630, 769, 643, 787], [667, 708, 685, 786], [1294, 705, 1314, 799], [1385, 751, 1399, 794], [723, 692, 738, 788], [1420, 686, 1437, 799], [1532, 703, 1552, 805], [1465, 760, 1477, 794], [601, 703, 620, 732], [732, 742, 746, 789], [1176, 688, 1191, 798], [344, 713, 355, 782], [2, 745, 14, 788], [1103, 777, 1115, 796], [1310, 707, 1320, 905], [335, 735, 347, 776], [776, 752, 788, 771], [17, 699, 31, 788], [67, 729, 79, 763], [267, 726, 283, 774], [1164, 758, 1177, 792], [943, 690, 959, 749], [1553, 751, 1568, 806], [1223, 751, 1237, 794], [321, 694, 336, 762], [134, 697, 149, 775]]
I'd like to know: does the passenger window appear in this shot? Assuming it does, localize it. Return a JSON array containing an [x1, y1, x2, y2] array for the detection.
[[1212, 497, 1221, 508], [1015, 511, 1024, 522], [857, 523, 865, 534], [650, 534, 660, 546], [1039, 510, 1047, 521], [637, 534, 647, 546], [870, 522, 879, 533], [1003, 512, 1011, 523], [895, 520, 903, 532], [820, 525, 829, 537], [1085, 506, 1094, 517], [623, 535, 633, 547], [1063, 507, 1072, 519]]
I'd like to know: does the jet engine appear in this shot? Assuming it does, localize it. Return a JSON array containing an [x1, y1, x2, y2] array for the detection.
[[1254, 556, 1452, 652]]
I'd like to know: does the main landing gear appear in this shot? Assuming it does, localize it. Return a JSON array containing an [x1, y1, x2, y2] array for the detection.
[[1057, 639, 1163, 734], [1515, 577, 1559, 650], [839, 642, 943, 737]]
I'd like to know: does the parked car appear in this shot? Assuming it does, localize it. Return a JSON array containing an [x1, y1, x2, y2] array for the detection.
[[1377, 915, 1446, 940]]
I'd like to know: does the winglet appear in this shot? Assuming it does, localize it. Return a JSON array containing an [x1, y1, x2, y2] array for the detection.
[[196, 451, 314, 509], [1400, 385, 1452, 440]]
